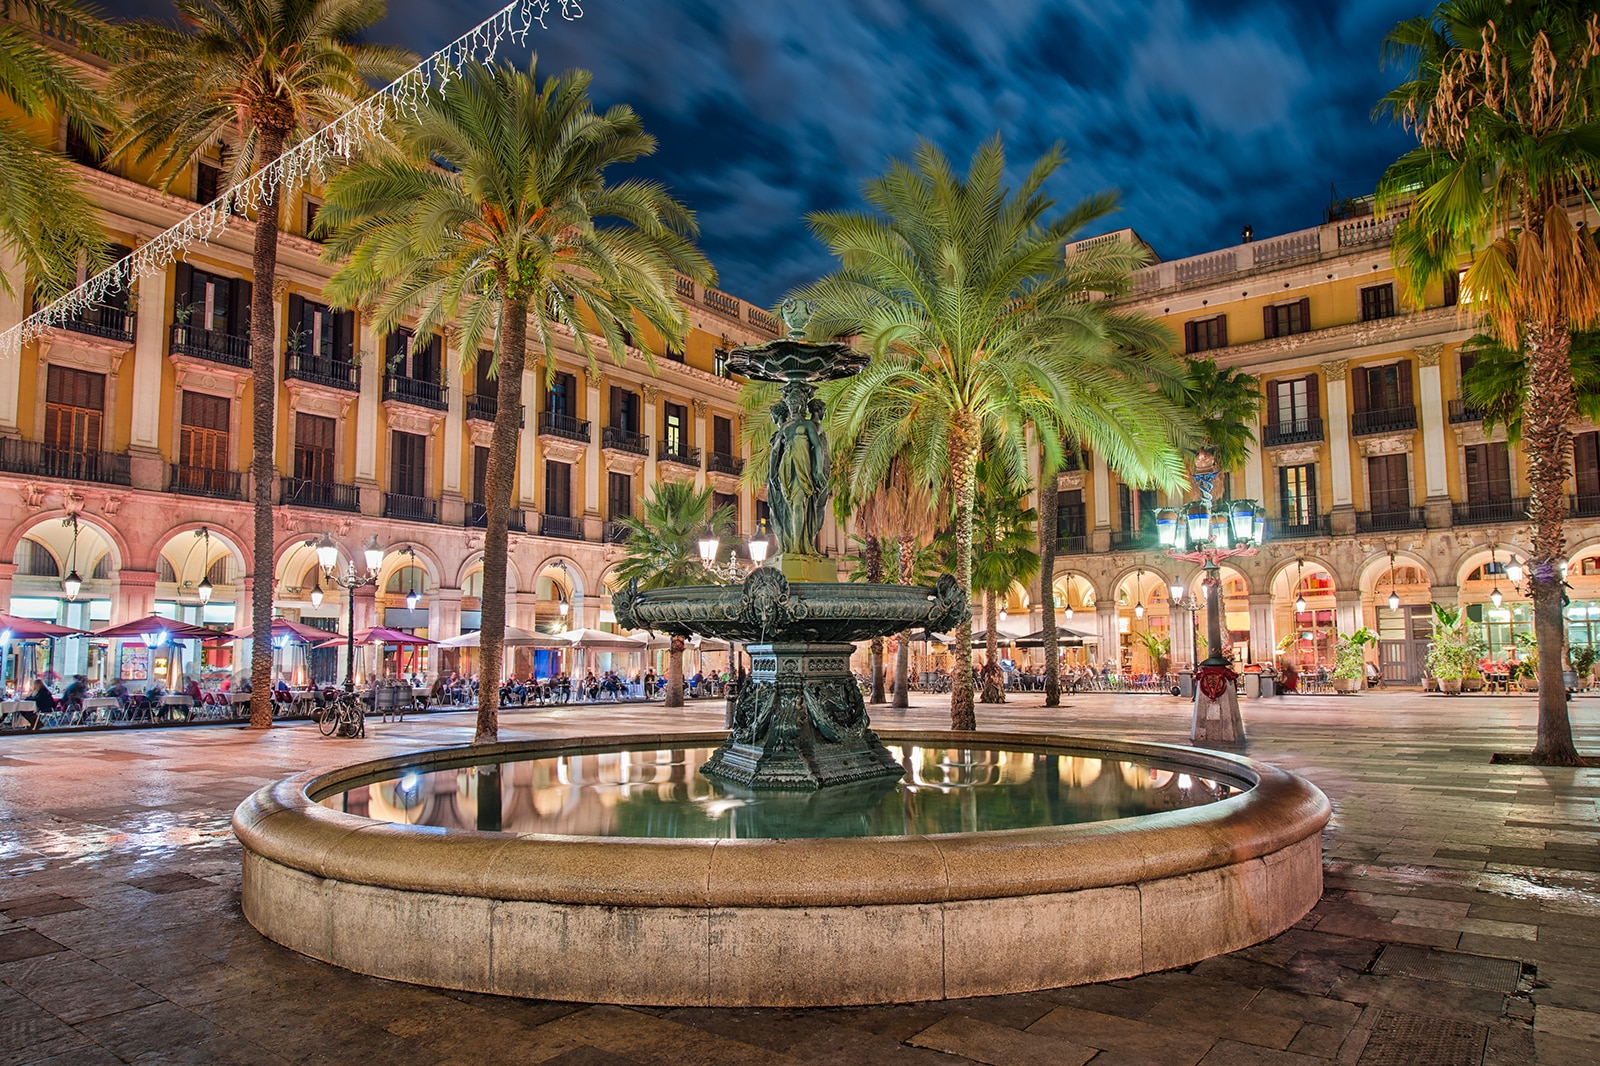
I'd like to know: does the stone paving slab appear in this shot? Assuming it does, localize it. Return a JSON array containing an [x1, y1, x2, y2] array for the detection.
[[0, 692, 1597, 1064]]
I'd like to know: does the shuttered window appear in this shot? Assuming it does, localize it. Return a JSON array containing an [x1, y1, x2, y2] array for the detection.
[[545, 460, 572, 517], [546, 371, 575, 414], [713, 415, 733, 456], [1183, 314, 1228, 354], [1058, 490, 1086, 536], [1578, 432, 1600, 500], [1280, 464, 1318, 528], [174, 264, 251, 336], [1263, 298, 1310, 339], [664, 402, 688, 452], [1464, 443, 1512, 503], [1367, 454, 1410, 513], [44, 366, 104, 453], [1268, 376, 1318, 426], [180, 391, 230, 470], [390, 431, 426, 497], [1354, 361, 1412, 413], [286, 295, 353, 361], [712, 491, 738, 535], [1360, 283, 1396, 322], [607, 472, 632, 519], [293, 414, 336, 483], [609, 386, 639, 431]]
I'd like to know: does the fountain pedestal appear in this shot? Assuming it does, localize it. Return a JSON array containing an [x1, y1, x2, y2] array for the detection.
[[701, 641, 903, 789]]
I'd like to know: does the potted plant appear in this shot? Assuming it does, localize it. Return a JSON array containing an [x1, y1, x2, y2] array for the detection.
[[1573, 646, 1597, 693], [1514, 633, 1539, 692], [1332, 628, 1376, 693], [1425, 604, 1484, 695], [1133, 630, 1171, 678]]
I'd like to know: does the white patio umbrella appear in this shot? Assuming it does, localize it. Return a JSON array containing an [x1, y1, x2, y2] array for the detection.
[[440, 627, 569, 648]]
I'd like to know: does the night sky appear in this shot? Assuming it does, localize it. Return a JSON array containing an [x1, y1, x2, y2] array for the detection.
[[104, 0, 1424, 308]]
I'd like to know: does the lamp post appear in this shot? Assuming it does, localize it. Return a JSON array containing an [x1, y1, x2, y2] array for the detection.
[[309, 533, 385, 692], [1155, 464, 1266, 745]]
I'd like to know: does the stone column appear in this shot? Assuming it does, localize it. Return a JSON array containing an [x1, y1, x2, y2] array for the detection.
[[518, 365, 540, 511], [1248, 592, 1274, 665], [1334, 589, 1363, 638], [1243, 412, 1265, 504], [429, 587, 462, 673], [128, 253, 171, 489], [1091, 451, 1112, 552], [583, 368, 604, 523], [641, 383, 660, 488], [113, 569, 158, 625], [1416, 344, 1452, 526], [0, 562, 12, 619], [1170, 600, 1195, 670], [0, 249, 22, 436], [1430, 583, 1461, 610], [439, 331, 465, 525], [1323, 358, 1355, 534], [1096, 601, 1119, 668], [354, 316, 382, 514], [692, 398, 709, 492]]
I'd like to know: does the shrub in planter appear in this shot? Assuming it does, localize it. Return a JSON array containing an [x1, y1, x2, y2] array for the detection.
[[1425, 604, 1484, 697], [1333, 627, 1376, 694]]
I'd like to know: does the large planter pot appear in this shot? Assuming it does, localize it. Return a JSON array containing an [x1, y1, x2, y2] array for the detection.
[[1423, 677, 1439, 693], [1332, 677, 1361, 694], [1243, 673, 1261, 699], [1465, 677, 1485, 693], [1563, 670, 1578, 691], [1440, 678, 1463, 695], [1518, 677, 1539, 693]]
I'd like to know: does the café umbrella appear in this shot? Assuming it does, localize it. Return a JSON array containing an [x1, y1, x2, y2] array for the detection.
[[230, 618, 330, 644], [314, 626, 436, 678]]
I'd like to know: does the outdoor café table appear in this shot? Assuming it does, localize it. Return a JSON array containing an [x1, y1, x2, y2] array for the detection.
[[160, 695, 193, 722], [0, 700, 27, 728], [80, 697, 119, 726]]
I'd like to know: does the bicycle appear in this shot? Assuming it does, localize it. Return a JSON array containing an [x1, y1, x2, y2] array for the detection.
[[316, 691, 366, 739]]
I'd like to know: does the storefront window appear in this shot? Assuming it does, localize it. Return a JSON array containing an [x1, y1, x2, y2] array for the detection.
[[1471, 602, 1533, 661]]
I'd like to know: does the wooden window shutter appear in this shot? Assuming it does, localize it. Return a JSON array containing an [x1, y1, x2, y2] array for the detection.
[[231, 279, 252, 335], [1398, 359, 1414, 407], [1263, 306, 1277, 340], [1351, 366, 1369, 412], [1306, 374, 1320, 419], [1488, 442, 1512, 500], [1465, 444, 1484, 502], [173, 262, 192, 316], [1298, 297, 1310, 329], [1184, 321, 1197, 353], [1265, 381, 1280, 425], [1307, 463, 1319, 517], [287, 294, 304, 349], [1215, 314, 1228, 347], [335, 311, 355, 360], [1578, 432, 1600, 497]]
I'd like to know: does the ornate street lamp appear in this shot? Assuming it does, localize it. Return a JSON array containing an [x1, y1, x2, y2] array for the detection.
[[1154, 459, 1266, 745], [194, 527, 214, 605], [308, 533, 385, 692], [61, 514, 83, 602], [1294, 558, 1307, 616], [1132, 569, 1146, 620], [1386, 551, 1400, 612]]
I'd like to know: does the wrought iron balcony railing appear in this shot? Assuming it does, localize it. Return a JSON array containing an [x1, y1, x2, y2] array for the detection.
[[538, 410, 590, 442], [63, 304, 134, 344], [1356, 506, 1426, 532], [0, 440, 130, 486], [281, 476, 359, 513], [707, 451, 744, 476], [170, 463, 243, 500], [383, 492, 439, 523], [1351, 405, 1418, 437], [1573, 493, 1600, 518], [601, 426, 648, 455], [657, 441, 701, 467], [1262, 417, 1324, 447], [1452, 497, 1527, 526], [540, 513, 584, 540], [170, 322, 250, 367], [383, 375, 448, 411], [602, 520, 632, 544], [284, 351, 359, 391], [1277, 513, 1330, 539], [1055, 532, 1087, 555], [467, 502, 526, 531], [1448, 399, 1484, 424]]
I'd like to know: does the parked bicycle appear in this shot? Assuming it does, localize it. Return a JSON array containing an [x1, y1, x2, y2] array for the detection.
[[316, 691, 366, 739]]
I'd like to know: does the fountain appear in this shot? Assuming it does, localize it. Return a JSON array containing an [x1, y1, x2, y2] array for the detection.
[[611, 300, 968, 789], [233, 302, 1330, 1007]]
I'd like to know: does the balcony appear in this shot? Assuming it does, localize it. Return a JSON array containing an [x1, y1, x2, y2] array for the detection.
[[540, 513, 584, 540], [170, 463, 243, 500], [1452, 497, 1527, 526], [383, 374, 448, 411], [1278, 514, 1331, 539], [281, 476, 359, 513], [383, 492, 439, 523], [466, 503, 526, 531], [602, 520, 632, 544], [1574, 493, 1600, 518], [1055, 533, 1087, 555], [538, 410, 590, 443], [601, 426, 649, 455], [1448, 399, 1484, 424], [1351, 405, 1418, 436], [170, 322, 250, 368], [1356, 506, 1426, 532], [1263, 417, 1324, 447], [284, 351, 359, 392], [657, 441, 701, 468], [0, 440, 130, 486], [63, 304, 134, 344], [1110, 528, 1157, 551], [707, 451, 745, 477]]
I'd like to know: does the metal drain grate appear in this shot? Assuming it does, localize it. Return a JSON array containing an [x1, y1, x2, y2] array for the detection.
[[1357, 1010, 1490, 1066], [1370, 944, 1523, 992]]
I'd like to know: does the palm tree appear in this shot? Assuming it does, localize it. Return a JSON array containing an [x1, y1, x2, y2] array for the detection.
[[114, 0, 412, 731], [0, 0, 117, 299], [1377, 1, 1600, 765], [1183, 357, 1263, 474], [804, 137, 1193, 729], [612, 481, 733, 708], [1459, 331, 1600, 440], [319, 60, 713, 742], [877, 459, 940, 708], [1038, 442, 1064, 706], [938, 457, 1038, 704]]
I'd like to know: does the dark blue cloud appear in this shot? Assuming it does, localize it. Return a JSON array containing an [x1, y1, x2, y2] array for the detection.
[[106, 0, 1422, 307]]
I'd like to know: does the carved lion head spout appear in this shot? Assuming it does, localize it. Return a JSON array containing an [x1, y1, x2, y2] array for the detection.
[[611, 577, 642, 631], [929, 574, 971, 632]]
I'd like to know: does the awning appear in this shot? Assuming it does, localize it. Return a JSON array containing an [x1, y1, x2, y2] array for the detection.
[[440, 626, 569, 649]]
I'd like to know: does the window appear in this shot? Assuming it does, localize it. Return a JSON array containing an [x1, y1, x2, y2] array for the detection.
[[286, 295, 353, 362], [712, 491, 738, 534], [174, 264, 251, 336], [87, 244, 132, 312], [1263, 298, 1310, 339], [713, 347, 731, 378], [1578, 431, 1600, 500], [546, 371, 575, 414], [1464, 442, 1512, 503], [713, 415, 733, 457], [545, 460, 572, 517], [472, 446, 490, 504], [1443, 269, 1460, 308], [666, 346, 686, 363], [293, 414, 336, 483], [1057, 490, 1086, 536], [1360, 283, 1395, 322], [607, 472, 632, 519], [196, 162, 220, 204], [390, 431, 426, 497], [1367, 453, 1410, 513], [608, 386, 639, 431], [1353, 361, 1412, 413], [15, 539, 58, 577], [1117, 485, 1158, 533], [755, 497, 771, 531], [65, 122, 101, 168], [664, 402, 687, 453], [1183, 315, 1227, 354], [180, 391, 230, 470], [45, 366, 104, 454], [1269, 376, 1317, 427], [304, 198, 322, 240], [1280, 464, 1318, 529], [386, 329, 440, 382]]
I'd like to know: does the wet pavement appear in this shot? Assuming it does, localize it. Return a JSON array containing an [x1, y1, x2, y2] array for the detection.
[[1, 690, 1597, 1065]]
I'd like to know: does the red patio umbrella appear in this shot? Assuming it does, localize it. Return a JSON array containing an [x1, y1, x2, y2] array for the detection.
[[92, 615, 222, 642], [231, 617, 331, 644], [0, 612, 84, 640], [313, 625, 436, 648]]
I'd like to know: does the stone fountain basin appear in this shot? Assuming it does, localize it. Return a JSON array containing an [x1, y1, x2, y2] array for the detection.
[[619, 581, 955, 643], [234, 730, 1329, 1007]]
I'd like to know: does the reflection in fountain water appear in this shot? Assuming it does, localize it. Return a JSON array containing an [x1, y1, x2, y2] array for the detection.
[[322, 745, 1245, 840]]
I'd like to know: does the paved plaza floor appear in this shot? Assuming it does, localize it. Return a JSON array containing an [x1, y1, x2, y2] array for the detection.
[[1, 690, 1598, 1065]]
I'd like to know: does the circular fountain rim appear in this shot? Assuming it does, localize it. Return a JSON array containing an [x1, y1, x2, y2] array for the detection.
[[234, 730, 1329, 909]]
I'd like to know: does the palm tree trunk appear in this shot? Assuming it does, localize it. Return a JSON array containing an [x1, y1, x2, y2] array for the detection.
[[246, 128, 286, 732], [1039, 462, 1061, 706], [893, 533, 915, 709], [948, 415, 979, 730], [980, 589, 1006, 703], [1524, 317, 1583, 765], [666, 634, 685, 707], [474, 295, 529, 745], [865, 535, 886, 704]]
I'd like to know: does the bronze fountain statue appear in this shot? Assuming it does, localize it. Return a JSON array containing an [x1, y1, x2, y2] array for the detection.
[[612, 301, 969, 789]]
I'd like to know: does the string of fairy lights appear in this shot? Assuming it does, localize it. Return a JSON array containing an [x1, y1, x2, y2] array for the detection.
[[0, 0, 584, 358]]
